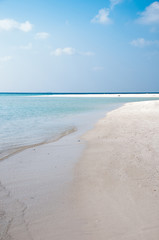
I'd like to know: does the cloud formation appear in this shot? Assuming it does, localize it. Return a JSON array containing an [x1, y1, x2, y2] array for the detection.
[[137, 1, 159, 25], [130, 38, 159, 47], [0, 19, 33, 32], [91, 8, 112, 24], [51, 48, 94, 57], [35, 32, 50, 39], [110, 0, 122, 9], [0, 56, 12, 62], [91, 0, 122, 25], [51, 47, 76, 56]]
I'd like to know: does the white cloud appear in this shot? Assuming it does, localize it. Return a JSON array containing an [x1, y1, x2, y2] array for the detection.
[[51, 47, 76, 56], [137, 1, 159, 25], [130, 38, 159, 47], [110, 0, 122, 9], [20, 43, 32, 50], [91, 8, 112, 24], [51, 48, 95, 57], [0, 19, 33, 32], [130, 38, 150, 47], [35, 32, 50, 39], [19, 21, 32, 32], [0, 56, 12, 62], [91, 0, 123, 25]]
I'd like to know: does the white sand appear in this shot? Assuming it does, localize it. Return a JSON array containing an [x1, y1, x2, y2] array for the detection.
[[73, 100, 159, 240], [0, 100, 159, 240], [30, 93, 159, 98]]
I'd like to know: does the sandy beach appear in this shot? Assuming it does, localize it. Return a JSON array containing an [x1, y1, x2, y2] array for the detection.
[[74, 100, 159, 240], [1, 100, 159, 240], [1, 0, 159, 238]]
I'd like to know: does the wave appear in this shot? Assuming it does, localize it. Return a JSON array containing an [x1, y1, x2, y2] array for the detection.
[[0, 127, 77, 161]]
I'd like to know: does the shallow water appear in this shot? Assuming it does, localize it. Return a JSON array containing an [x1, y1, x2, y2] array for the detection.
[[0, 96, 159, 240], [0, 93, 159, 159]]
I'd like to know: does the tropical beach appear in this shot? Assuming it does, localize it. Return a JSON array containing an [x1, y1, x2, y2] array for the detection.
[[0, 97, 159, 240], [1, 0, 159, 239]]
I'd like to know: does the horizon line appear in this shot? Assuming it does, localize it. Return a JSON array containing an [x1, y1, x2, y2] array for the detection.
[[0, 92, 159, 95]]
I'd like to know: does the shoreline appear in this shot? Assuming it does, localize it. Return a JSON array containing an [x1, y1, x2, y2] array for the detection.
[[73, 100, 159, 239], [0, 127, 77, 161], [0, 100, 159, 239], [0, 130, 85, 240], [0, 98, 124, 162], [0, 102, 111, 240], [1, 96, 159, 163]]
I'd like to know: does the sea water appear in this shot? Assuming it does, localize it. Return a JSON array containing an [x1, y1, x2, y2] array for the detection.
[[0, 93, 159, 159]]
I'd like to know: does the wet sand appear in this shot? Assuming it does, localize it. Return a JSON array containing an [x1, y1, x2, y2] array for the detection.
[[0, 133, 85, 240], [0, 100, 159, 240]]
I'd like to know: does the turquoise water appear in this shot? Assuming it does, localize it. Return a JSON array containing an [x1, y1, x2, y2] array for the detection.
[[0, 94, 159, 159]]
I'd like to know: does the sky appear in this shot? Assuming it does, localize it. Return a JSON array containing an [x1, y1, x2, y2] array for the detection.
[[0, 0, 159, 92]]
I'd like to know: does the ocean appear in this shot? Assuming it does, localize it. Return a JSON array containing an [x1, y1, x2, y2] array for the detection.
[[0, 93, 159, 160]]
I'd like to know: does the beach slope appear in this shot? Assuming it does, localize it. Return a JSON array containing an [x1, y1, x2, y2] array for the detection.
[[74, 100, 159, 240]]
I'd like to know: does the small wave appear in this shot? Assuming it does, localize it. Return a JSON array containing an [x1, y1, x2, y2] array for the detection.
[[0, 127, 77, 161]]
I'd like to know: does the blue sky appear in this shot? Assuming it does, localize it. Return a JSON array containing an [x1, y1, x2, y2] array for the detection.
[[0, 0, 159, 92]]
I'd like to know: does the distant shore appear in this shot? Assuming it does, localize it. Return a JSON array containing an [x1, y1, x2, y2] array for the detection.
[[28, 93, 159, 98], [1, 92, 159, 98]]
